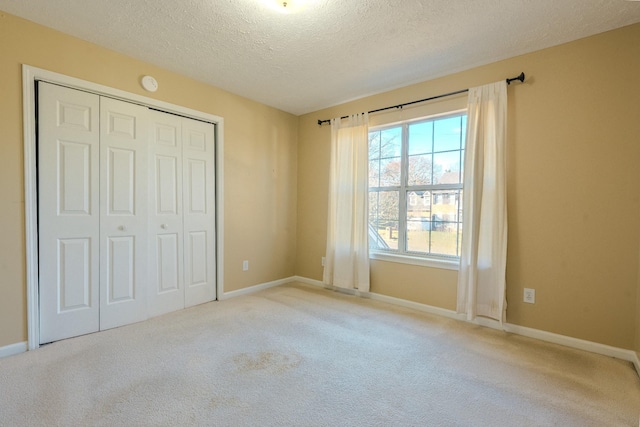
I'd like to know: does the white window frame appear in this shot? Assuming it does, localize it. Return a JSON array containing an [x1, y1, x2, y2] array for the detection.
[[368, 109, 466, 271]]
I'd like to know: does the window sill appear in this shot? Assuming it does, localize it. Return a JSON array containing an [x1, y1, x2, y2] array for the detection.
[[369, 251, 459, 271]]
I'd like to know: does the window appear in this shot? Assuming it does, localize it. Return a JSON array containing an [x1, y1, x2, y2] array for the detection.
[[368, 112, 466, 262]]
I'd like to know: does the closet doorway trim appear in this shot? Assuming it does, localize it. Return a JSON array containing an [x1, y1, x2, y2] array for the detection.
[[22, 65, 225, 350]]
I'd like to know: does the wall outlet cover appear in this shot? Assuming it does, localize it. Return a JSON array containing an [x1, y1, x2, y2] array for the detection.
[[523, 288, 535, 304]]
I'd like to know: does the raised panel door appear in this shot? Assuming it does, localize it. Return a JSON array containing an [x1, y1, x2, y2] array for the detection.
[[182, 119, 216, 307], [147, 110, 184, 316], [38, 82, 100, 344], [99, 97, 149, 330]]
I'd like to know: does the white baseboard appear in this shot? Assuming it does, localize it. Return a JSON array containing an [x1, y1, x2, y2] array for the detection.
[[220, 276, 296, 300], [369, 292, 463, 321], [0, 341, 27, 359], [292, 276, 327, 288], [290, 276, 640, 377], [633, 352, 640, 378], [503, 323, 639, 367], [293, 275, 463, 320], [292, 276, 374, 297]]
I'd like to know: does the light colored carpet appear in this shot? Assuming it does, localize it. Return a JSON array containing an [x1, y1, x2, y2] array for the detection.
[[1, 282, 639, 426]]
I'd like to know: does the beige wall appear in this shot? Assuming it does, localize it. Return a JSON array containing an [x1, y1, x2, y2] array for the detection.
[[0, 11, 298, 348], [297, 23, 640, 349]]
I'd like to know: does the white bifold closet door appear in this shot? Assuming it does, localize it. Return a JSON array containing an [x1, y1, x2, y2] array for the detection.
[[181, 117, 216, 308], [38, 83, 101, 343], [148, 110, 184, 316], [147, 111, 216, 316], [99, 96, 149, 330], [38, 82, 215, 344]]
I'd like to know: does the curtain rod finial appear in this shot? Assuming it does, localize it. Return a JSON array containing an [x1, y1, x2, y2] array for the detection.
[[507, 72, 525, 85]]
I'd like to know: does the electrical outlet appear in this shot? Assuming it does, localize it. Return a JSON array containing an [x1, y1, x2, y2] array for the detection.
[[242, 260, 249, 271], [523, 288, 535, 304], [321, 257, 326, 267]]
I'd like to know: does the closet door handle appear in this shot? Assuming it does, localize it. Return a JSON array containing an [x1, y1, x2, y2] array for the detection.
[[161, 224, 168, 229], [118, 225, 127, 231]]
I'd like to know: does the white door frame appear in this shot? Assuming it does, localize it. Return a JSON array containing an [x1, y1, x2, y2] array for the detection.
[[22, 65, 225, 350]]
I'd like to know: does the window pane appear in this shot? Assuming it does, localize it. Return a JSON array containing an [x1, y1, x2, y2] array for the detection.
[[378, 191, 399, 220], [374, 221, 399, 250], [406, 190, 433, 253], [433, 151, 462, 184], [423, 191, 432, 208], [369, 192, 379, 220], [369, 191, 398, 251], [452, 190, 462, 220], [407, 190, 431, 221], [379, 157, 401, 187], [434, 115, 464, 153], [432, 190, 458, 225], [369, 219, 392, 250], [408, 121, 433, 155], [379, 127, 402, 158], [408, 154, 432, 186], [368, 159, 380, 188], [406, 219, 460, 256], [430, 224, 458, 256], [408, 191, 418, 207], [406, 220, 431, 253], [369, 191, 399, 224], [368, 131, 381, 159]]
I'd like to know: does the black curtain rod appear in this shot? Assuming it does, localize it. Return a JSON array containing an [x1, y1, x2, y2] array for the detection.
[[317, 72, 525, 126]]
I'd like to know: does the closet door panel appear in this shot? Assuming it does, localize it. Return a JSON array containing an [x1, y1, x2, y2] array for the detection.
[[157, 233, 180, 291], [188, 231, 208, 286], [107, 148, 136, 214], [57, 238, 92, 310], [183, 119, 216, 307], [156, 156, 178, 214], [148, 110, 184, 316], [187, 159, 207, 213], [58, 141, 92, 214], [107, 236, 135, 302], [38, 82, 100, 344], [99, 97, 149, 330]]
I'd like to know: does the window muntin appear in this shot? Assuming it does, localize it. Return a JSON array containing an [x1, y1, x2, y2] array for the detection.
[[369, 112, 466, 260]]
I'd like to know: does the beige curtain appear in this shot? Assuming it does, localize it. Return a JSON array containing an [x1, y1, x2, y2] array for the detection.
[[323, 113, 370, 292], [457, 81, 508, 322]]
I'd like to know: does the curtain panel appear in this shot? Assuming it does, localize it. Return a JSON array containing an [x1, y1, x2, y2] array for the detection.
[[457, 81, 508, 322], [323, 113, 370, 292]]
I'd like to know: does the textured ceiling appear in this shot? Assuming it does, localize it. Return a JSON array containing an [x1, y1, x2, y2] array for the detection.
[[1, 0, 639, 115]]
